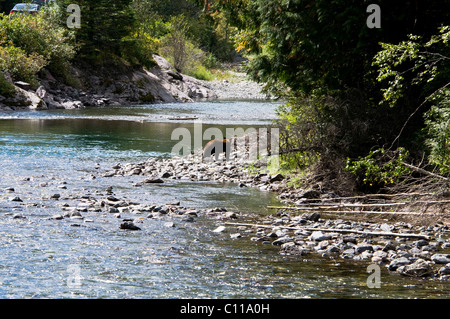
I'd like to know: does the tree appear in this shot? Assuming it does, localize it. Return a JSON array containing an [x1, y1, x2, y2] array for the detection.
[[56, 0, 135, 56]]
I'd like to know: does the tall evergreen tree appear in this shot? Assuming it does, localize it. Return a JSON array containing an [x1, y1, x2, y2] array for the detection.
[[57, 0, 135, 56]]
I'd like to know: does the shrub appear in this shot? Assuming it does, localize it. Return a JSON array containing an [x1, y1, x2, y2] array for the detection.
[[424, 91, 450, 175], [0, 11, 75, 82], [0, 71, 15, 97], [345, 147, 411, 188], [0, 44, 46, 86]]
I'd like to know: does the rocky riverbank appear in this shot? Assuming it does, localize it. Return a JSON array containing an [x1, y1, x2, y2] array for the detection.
[[0, 55, 273, 111], [198, 73, 271, 100], [0, 55, 218, 111], [100, 152, 450, 280]]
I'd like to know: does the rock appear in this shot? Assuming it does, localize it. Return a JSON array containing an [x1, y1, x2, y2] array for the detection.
[[431, 253, 450, 264], [212, 225, 226, 233], [298, 189, 320, 199], [308, 212, 321, 222], [414, 239, 429, 249], [164, 222, 175, 228], [160, 171, 172, 178], [272, 236, 293, 246], [326, 245, 340, 254], [310, 231, 331, 242], [35, 86, 47, 99], [4, 187, 15, 192], [107, 195, 119, 202], [50, 193, 61, 199], [379, 223, 395, 232], [182, 215, 195, 222], [372, 250, 388, 263], [119, 221, 141, 231], [14, 81, 31, 90], [280, 242, 307, 255], [388, 257, 412, 271], [355, 244, 374, 254], [382, 241, 397, 252], [342, 236, 357, 244], [8, 86, 47, 109], [12, 214, 26, 219], [10, 196, 22, 202], [143, 177, 164, 184], [438, 264, 450, 275], [270, 173, 284, 182], [51, 214, 64, 220], [341, 248, 356, 259], [397, 259, 434, 277], [108, 207, 120, 214], [230, 233, 242, 239]]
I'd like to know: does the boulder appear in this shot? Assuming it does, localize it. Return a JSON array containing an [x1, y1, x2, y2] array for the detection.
[[310, 231, 331, 242], [431, 254, 450, 264], [119, 221, 141, 231], [397, 259, 434, 277], [388, 257, 412, 271]]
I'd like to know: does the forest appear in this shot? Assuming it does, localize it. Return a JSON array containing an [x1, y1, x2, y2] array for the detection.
[[0, 0, 449, 195]]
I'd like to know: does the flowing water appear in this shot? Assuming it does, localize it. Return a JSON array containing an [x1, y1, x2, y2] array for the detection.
[[0, 100, 449, 299]]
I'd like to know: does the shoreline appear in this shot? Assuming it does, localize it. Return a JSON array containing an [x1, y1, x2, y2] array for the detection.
[[0, 56, 273, 112], [102, 152, 450, 280]]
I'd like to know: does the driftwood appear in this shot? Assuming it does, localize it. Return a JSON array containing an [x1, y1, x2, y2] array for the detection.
[[167, 116, 199, 120], [268, 200, 450, 211], [294, 210, 425, 216], [224, 222, 431, 239], [402, 162, 449, 182], [298, 192, 436, 202]]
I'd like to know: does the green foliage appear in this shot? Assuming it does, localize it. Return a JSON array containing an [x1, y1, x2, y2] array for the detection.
[[345, 148, 411, 187], [0, 44, 46, 86], [132, 0, 236, 63], [0, 11, 75, 84], [373, 26, 450, 107], [424, 91, 450, 175], [57, 0, 135, 56], [0, 72, 15, 97]]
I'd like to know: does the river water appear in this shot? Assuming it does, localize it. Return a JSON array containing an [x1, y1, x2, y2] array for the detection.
[[0, 100, 449, 299]]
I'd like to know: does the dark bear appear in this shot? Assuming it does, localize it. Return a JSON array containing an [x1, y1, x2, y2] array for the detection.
[[202, 138, 231, 161]]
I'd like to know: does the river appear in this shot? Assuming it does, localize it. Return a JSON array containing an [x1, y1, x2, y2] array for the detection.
[[0, 100, 449, 298]]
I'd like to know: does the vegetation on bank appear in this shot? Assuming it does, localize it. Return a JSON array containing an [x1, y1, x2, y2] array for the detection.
[[204, 0, 449, 194], [0, 0, 448, 195], [0, 0, 237, 89]]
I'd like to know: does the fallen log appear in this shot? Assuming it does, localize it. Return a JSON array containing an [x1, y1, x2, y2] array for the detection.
[[268, 200, 450, 210], [298, 192, 436, 202], [224, 222, 431, 239], [402, 162, 449, 182], [299, 210, 425, 215]]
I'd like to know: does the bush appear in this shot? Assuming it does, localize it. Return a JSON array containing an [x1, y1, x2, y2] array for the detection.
[[0, 44, 46, 86], [424, 91, 450, 175], [0, 11, 75, 83], [0, 71, 15, 97], [345, 147, 411, 188]]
